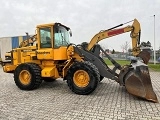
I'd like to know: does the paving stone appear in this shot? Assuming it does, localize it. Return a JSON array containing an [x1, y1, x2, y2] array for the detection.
[[0, 68, 160, 120]]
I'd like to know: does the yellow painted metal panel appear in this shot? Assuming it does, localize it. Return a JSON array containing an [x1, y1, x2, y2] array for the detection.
[[37, 49, 54, 60], [54, 47, 68, 60], [41, 67, 55, 77]]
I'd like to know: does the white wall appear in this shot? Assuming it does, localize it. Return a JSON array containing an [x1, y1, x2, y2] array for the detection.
[[0, 40, 1, 59], [0, 37, 12, 60]]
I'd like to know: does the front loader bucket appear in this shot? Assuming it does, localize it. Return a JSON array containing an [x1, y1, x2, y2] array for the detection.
[[124, 63, 158, 103]]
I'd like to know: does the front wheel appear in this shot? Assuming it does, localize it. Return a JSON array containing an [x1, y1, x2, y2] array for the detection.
[[66, 61, 100, 95]]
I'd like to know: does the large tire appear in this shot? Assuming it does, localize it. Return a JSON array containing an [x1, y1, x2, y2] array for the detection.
[[14, 63, 42, 90], [66, 61, 100, 95]]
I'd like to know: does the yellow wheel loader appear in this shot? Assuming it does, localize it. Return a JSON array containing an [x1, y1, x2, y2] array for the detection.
[[1, 19, 158, 103]]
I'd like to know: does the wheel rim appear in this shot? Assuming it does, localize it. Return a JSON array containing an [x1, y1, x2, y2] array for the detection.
[[73, 70, 90, 87], [19, 70, 31, 85]]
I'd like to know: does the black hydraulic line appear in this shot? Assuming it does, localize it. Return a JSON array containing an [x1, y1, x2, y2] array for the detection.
[[105, 19, 134, 31], [138, 31, 141, 45], [106, 24, 123, 31]]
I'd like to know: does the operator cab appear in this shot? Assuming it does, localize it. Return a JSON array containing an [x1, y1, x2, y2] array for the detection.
[[37, 23, 71, 49], [36, 23, 72, 60]]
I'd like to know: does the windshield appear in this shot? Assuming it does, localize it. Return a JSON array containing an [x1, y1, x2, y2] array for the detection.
[[54, 25, 70, 48]]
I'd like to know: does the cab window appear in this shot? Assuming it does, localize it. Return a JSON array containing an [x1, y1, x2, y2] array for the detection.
[[40, 27, 52, 48], [54, 25, 70, 48]]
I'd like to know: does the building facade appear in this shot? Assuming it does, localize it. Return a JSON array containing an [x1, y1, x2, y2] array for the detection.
[[0, 35, 28, 60]]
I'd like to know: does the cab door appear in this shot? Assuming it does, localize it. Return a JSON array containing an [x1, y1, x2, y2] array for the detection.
[[37, 26, 54, 60]]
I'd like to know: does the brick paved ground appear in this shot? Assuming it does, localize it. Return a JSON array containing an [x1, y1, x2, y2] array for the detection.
[[0, 67, 160, 120]]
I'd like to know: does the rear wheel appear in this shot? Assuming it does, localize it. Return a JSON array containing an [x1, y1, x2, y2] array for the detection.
[[66, 61, 100, 95], [14, 63, 42, 90]]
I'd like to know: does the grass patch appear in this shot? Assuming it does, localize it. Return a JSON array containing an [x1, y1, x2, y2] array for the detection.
[[148, 63, 160, 72], [104, 59, 130, 66], [104, 59, 160, 71]]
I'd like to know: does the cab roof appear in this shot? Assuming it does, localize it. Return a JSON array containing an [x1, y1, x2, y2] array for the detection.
[[36, 22, 70, 30], [36, 23, 55, 28]]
